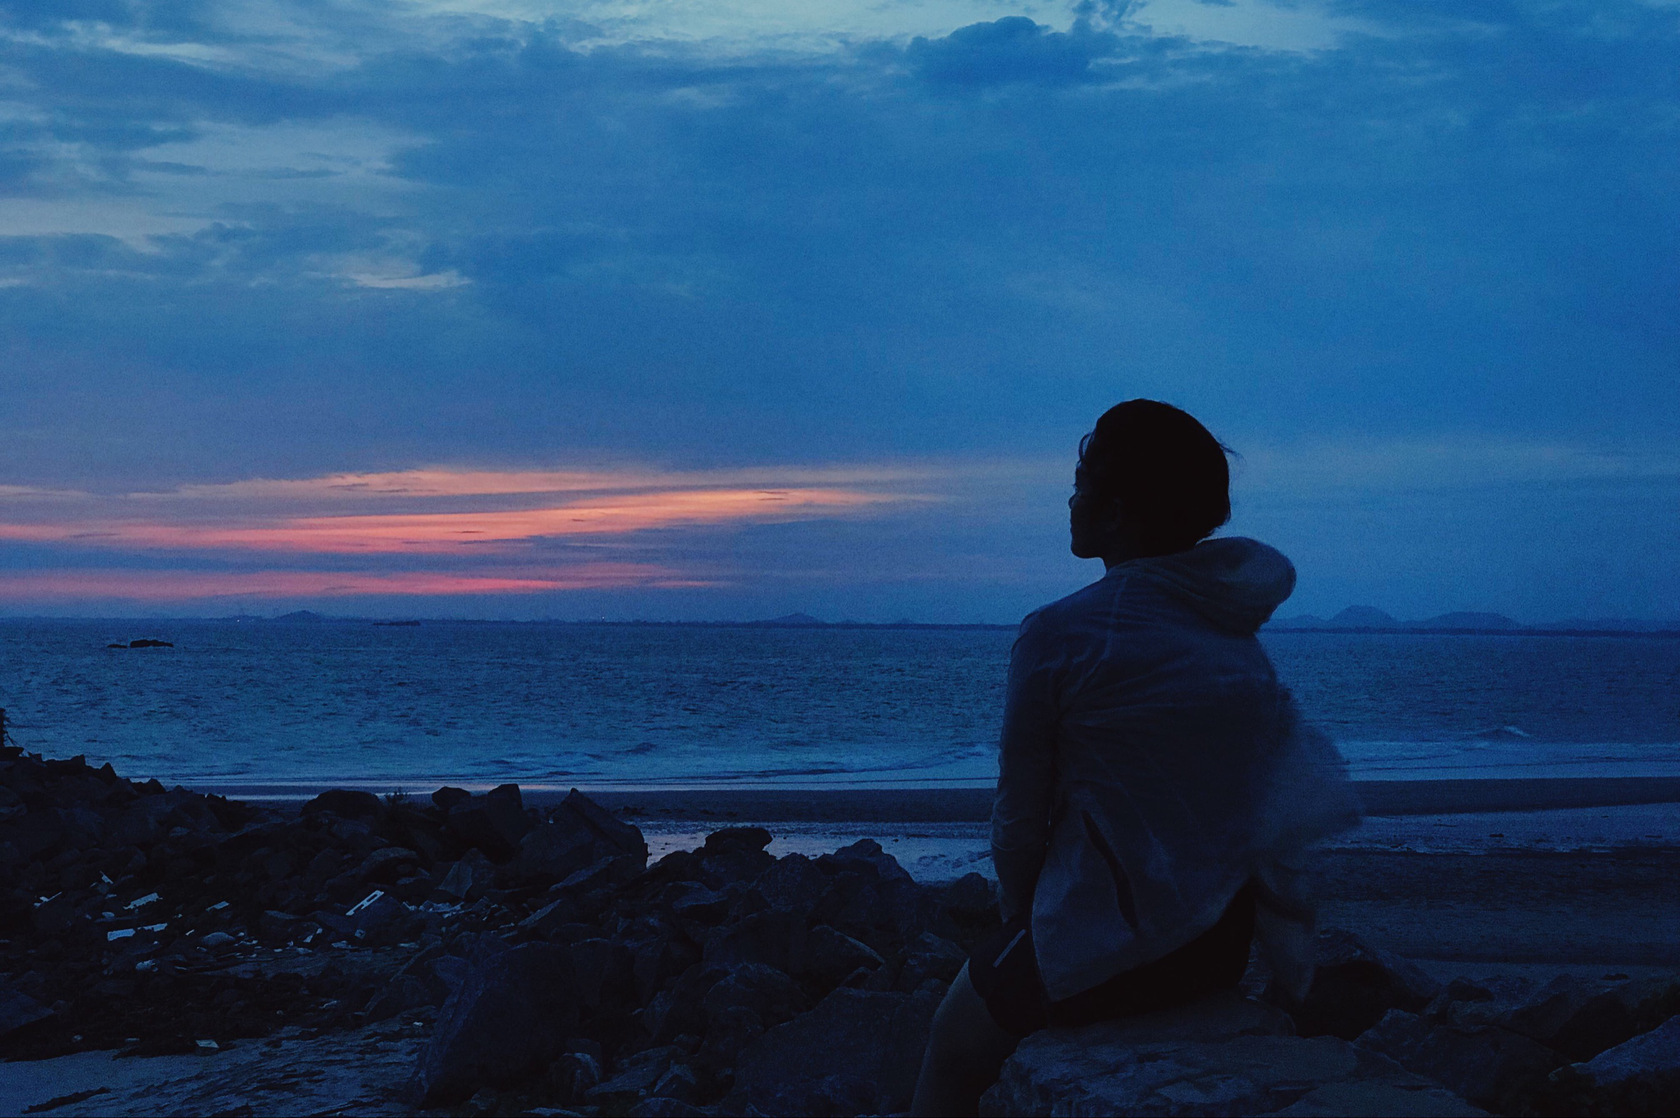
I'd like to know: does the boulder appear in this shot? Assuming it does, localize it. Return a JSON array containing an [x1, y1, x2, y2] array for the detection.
[[667, 881, 730, 925], [704, 909, 807, 975], [941, 871, 997, 920], [751, 853, 830, 915], [587, 1044, 683, 1107], [0, 982, 51, 1039], [432, 786, 472, 811], [702, 963, 806, 1033], [1500, 973, 1680, 1061], [1355, 1008, 1562, 1112], [558, 789, 648, 862], [981, 993, 1484, 1117], [817, 838, 912, 884], [728, 986, 941, 1115], [356, 846, 420, 883], [301, 789, 384, 820], [444, 785, 531, 862], [698, 826, 774, 886], [512, 819, 597, 886], [1546, 1012, 1680, 1117], [1288, 928, 1442, 1039], [804, 924, 885, 984], [897, 931, 967, 990], [406, 940, 578, 1104], [435, 850, 494, 902]]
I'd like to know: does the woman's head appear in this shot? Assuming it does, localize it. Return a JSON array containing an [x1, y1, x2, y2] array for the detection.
[[1069, 399, 1231, 561]]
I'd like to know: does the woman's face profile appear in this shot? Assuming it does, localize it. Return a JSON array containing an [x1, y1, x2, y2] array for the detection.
[[1068, 460, 1114, 560]]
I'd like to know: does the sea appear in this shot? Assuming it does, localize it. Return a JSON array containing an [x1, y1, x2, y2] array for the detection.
[[1, 619, 1677, 793]]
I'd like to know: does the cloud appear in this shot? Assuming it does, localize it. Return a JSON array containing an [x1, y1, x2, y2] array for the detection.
[[906, 17, 1120, 86], [0, 465, 931, 555], [0, 0, 1674, 618]]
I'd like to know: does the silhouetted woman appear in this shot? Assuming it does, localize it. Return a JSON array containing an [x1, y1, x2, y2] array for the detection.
[[911, 400, 1356, 1115]]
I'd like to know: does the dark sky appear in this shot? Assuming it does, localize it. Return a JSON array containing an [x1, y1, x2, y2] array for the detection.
[[0, 0, 1675, 622]]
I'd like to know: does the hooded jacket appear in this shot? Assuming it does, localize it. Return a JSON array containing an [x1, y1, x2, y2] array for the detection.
[[991, 537, 1358, 1001]]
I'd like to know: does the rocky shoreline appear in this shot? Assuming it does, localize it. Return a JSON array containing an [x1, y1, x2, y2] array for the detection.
[[2, 744, 1676, 1116]]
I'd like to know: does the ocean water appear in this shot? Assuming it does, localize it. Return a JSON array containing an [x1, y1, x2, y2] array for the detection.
[[0, 619, 1676, 790]]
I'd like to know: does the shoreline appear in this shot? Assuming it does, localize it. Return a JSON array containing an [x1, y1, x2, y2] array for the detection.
[[188, 775, 1680, 820]]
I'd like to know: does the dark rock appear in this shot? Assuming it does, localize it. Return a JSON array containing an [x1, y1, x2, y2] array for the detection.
[[512, 820, 597, 886], [432, 787, 473, 812], [301, 789, 384, 820], [941, 871, 997, 920], [554, 853, 640, 897], [643, 963, 728, 1043], [817, 838, 911, 884], [0, 982, 51, 1039], [558, 789, 648, 862], [627, 1097, 706, 1118], [445, 790, 531, 863], [803, 924, 885, 984], [649, 1062, 700, 1103], [349, 891, 410, 944], [406, 939, 579, 1104], [701, 1003, 766, 1065], [587, 1044, 683, 1107], [697, 827, 774, 886], [704, 909, 807, 976], [257, 910, 304, 943], [750, 853, 830, 914], [1547, 1012, 1680, 1117], [703, 963, 805, 1033], [704, 826, 773, 853], [569, 937, 633, 1010], [32, 893, 75, 935], [667, 882, 730, 925], [127, 639, 173, 648], [896, 931, 966, 991], [1288, 928, 1442, 1039], [435, 850, 495, 902], [366, 973, 436, 1022], [356, 846, 421, 883], [548, 1049, 603, 1106], [1501, 974, 1680, 1061], [1356, 1007, 1563, 1112], [728, 986, 941, 1116], [982, 992, 1484, 1117]]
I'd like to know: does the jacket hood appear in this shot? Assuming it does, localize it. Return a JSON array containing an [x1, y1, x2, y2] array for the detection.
[[1123, 536, 1296, 634]]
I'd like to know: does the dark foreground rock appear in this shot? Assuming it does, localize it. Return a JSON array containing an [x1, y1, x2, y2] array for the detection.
[[727, 986, 941, 1114], [982, 992, 1486, 1117], [6, 743, 1680, 1116], [405, 939, 577, 1104]]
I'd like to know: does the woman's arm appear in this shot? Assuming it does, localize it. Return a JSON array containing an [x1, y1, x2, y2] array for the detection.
[[990, 613, 1060, 921]]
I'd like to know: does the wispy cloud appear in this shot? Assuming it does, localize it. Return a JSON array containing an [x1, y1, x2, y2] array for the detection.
[[0, 464, 932, 556]]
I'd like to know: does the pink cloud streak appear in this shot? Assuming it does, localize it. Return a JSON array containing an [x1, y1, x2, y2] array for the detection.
[[0, 480, 912, 555]]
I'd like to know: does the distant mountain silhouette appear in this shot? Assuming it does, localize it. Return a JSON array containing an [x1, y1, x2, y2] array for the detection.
[[1414, 611, 1521, 630], [1330, 606, 1400, 628], [747, 612, 826, 627], [1267, 606, 1397, 629], [271, 610, 328, 623]]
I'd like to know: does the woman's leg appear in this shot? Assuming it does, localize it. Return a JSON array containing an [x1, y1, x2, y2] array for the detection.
[[910, 962, 1022, 1117]]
